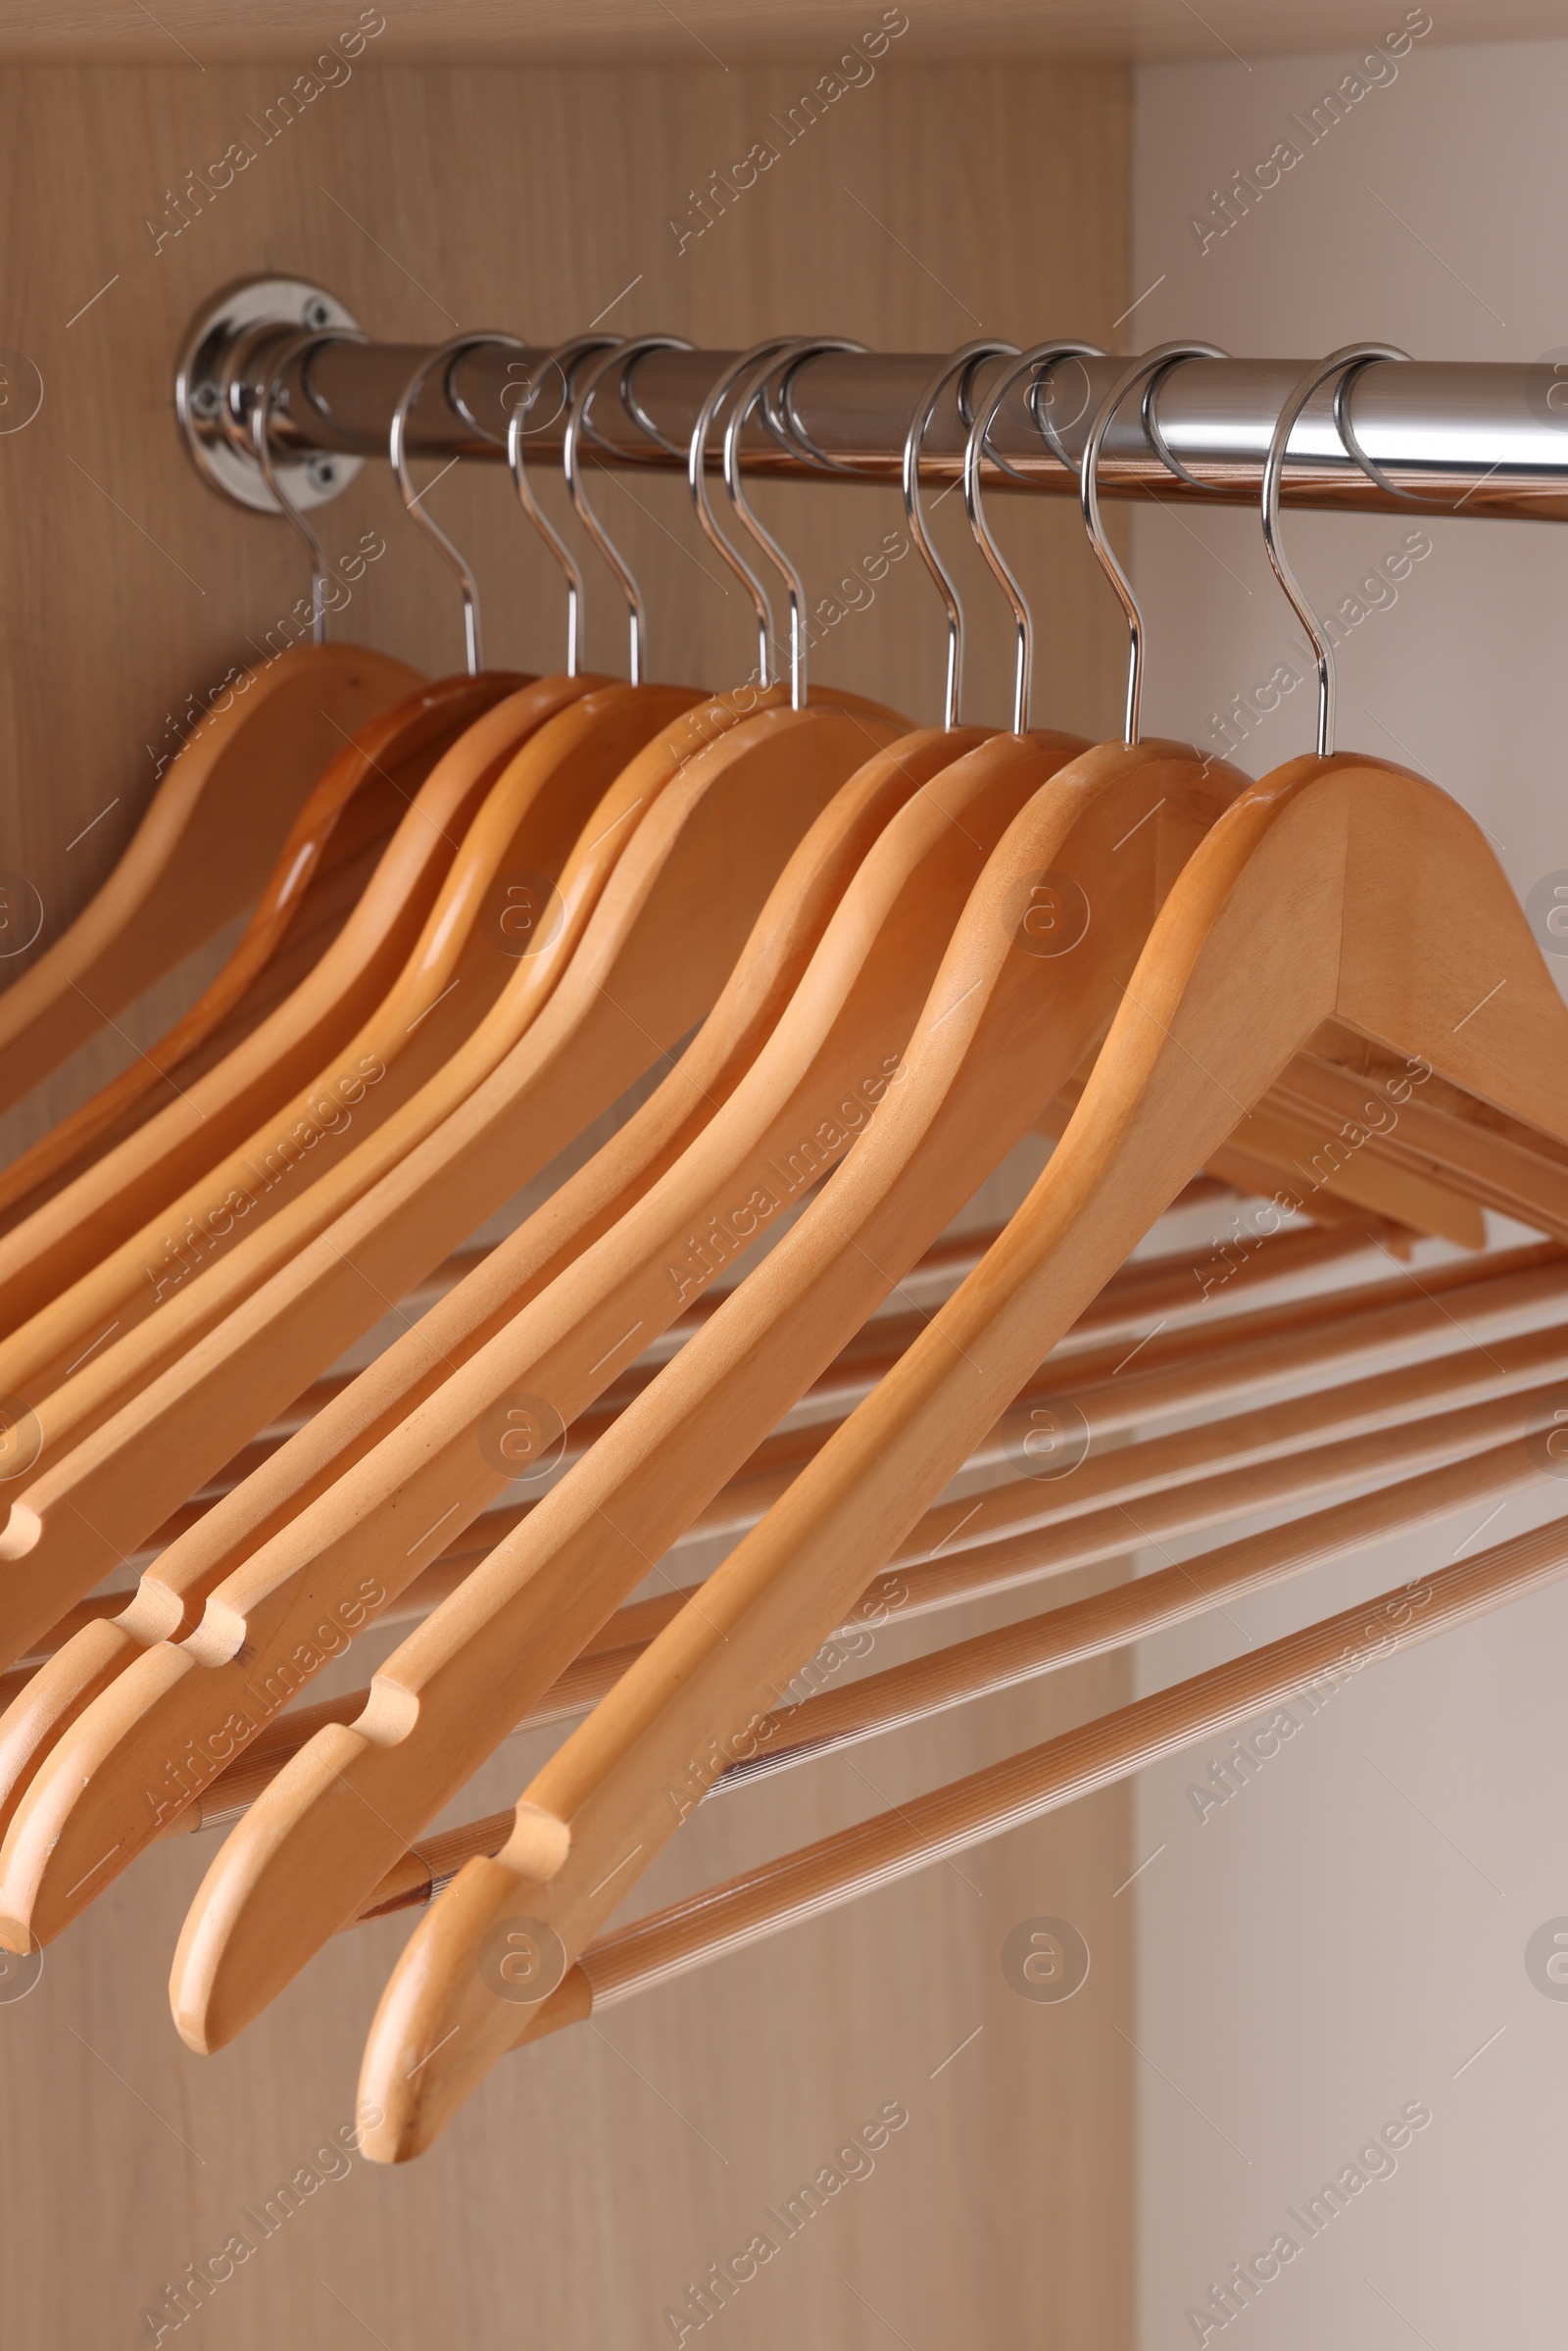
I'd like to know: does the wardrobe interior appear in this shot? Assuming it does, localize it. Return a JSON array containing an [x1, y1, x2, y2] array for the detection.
[[0, 8, 1559, 2347]]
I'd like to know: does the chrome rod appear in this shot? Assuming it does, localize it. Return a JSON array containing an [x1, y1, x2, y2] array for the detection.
[[177, 283, 1568, 522]]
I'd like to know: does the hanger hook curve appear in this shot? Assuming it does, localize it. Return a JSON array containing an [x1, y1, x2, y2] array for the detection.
[[965, 341, 1103, 735], [504, 336, 621, 677], [564, 335, 692, 686], [1079, 342, 1226, 747], [687, 340, 809, 692], [391, 333, 518, 675], [723, 338, 863, 710], [904, 341, 1018, 731], [251, 324, 367, 647], [1262, 342, 1411, 758]]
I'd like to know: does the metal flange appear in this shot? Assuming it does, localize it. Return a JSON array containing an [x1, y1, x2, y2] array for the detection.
[[173, 274, 364, 514]]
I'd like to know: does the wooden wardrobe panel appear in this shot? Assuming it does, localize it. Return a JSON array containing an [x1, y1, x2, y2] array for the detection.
[[0, 58, 1133, 2350]]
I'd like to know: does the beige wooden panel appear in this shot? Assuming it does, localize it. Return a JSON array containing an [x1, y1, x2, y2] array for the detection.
[[0, 0, 1501, 67], [0, 60, 1135, 2351]]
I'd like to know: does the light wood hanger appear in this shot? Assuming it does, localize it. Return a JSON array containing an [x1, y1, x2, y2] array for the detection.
[[164, 722, 1559, 2055], [0, 715, 986, 1927], [0, 333, 713, 1335], [0, 672, 520, 1233], [158, 338, 1274, 2045], [0, 1217, 1053, 1683], [0, 336, 713, 1342], [0, 1220, 1356, 1647], [0, 340, 1005, 1928], [23, 1215, 1296, 1678], [1, 673, 707, 1406], [0, 344, 734, 1372], [330, 1374, 1567, 1944], [0, 698, 910, 1649], [0, 640, 421, 1119], [317, 347, 1568, 2150], [10, 1198, 1347, 1672], [353, 1510, 1568, 2130], [0, 672, 579, 1336], [0, 342, 903, 1424], [0, 331, 436, 1126], [58, 1260, 1568, 1886]]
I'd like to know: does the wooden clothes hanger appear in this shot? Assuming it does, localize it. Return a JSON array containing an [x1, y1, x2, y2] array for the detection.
[[0, 334, 714, 1336], [0, 341, 994, 1939], [0, 335, 445, 1122], [0, 348, 1029, 1889], [313, 346, 1568, 2153], [0, 333, 1009, 1924], [0, 1218, 1362, 1679], [1, 717, 991, 1935], [0, 336, 906, 1401], [0, 635, 421, 1120], [149, 338, 1270, 2043], [82, 1265, 1565, 1879], [167, 342, 1492, 2033], [0, 337, 722, 1372], [349, 1489, 1568, 2109], [54, 1239, 1565, 1911], [0, 669, 701, 1399], [0, 681, 514, 1234], [0, 345, 908, 1647], [0, 672, 581, 1335], [0, 334, 559, 1234]]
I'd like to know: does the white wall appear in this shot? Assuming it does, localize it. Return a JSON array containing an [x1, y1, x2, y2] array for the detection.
[[1129, 35, 1568, 2350]]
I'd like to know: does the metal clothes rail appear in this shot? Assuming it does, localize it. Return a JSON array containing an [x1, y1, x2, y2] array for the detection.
[[175, 273, 1568, 524]]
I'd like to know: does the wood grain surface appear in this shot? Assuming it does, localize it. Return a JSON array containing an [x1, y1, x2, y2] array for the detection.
[[0, 53, 1135, 2351]]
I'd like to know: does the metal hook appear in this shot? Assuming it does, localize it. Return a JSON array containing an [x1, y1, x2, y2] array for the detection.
[[1332, 361, 1421, 507], [1262, 343, 1411, 757], [391, 333, 515, 675], [903, 341, 1018, 730], [1079, 342, 1227, 746], [771, 352, 865, 477], [964, 342, 1103, 735], [505, 336, 621, 677], [564, 335, 691, 686], [723, 338, 863, 710], [250, 325, 366, 646], [1140, 362, 1218, 493], [687, 340, 809, 691]]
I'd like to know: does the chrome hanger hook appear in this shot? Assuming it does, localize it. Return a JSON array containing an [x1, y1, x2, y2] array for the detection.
[[564, 334, 692, 686], [391, 332, 514, 676], [724, 338, 863, 710], [251, 325, 367, 646], [965, 341, 1103, 735], [1262, 343, 1411, 758], [1079, 344, 1226, 746], [505, 335, 621, 677], [687, 339, 808, 691], [904, 340, 1018, 731]]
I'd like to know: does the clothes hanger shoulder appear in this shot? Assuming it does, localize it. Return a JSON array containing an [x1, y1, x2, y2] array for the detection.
[[0, 694, 906, 1667], [0, 673, 674, 1397], [354, 1499, 1568, 2143], [0, 673, 520, 1233], [0, 717, 980, 1932], [0, 672, 579, 1338], [155, 729, 1244, 2048], [134, 1319, 1565, 1917], [0, 643, 421, 1118], [305, 746, 1568, 2142]]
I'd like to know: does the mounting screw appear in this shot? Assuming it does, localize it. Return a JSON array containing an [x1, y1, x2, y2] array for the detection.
[[306, 456, 339, 493], [189, 379, 221, 419], [302, 297, 333, 331]]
